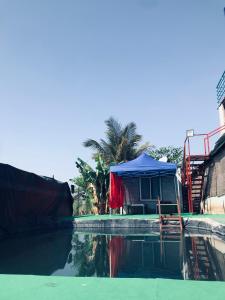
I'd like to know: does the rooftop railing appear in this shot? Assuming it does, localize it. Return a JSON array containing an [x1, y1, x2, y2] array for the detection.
[[217, 70, 225, 105]]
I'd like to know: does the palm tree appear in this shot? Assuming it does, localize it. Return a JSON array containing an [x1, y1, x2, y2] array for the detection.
[[83, 117, 150, 164]]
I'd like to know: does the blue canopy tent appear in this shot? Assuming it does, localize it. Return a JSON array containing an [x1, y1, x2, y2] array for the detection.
[[109, 153, 179, 214], [110, 152, 176, 177]]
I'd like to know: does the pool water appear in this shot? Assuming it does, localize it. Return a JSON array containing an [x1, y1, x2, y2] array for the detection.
[[0, 230, 225, 281]]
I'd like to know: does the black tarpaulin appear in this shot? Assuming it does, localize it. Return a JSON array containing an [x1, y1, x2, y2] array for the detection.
[[0, 163, 73, 233]]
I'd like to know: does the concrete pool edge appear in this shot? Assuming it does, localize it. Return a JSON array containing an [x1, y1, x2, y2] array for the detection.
[[73, 215, 225, 237], [0, 274, 225, 300]]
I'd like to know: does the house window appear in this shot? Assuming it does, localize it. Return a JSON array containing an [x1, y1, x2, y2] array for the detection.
[[161, 176, 176, 202], [140, 178, 150, 200], [140, 177, 160, 200], [151, 177, 160, 199]]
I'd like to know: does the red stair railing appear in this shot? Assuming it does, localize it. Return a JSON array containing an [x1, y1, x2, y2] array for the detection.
[[182, 125, 225, 213]]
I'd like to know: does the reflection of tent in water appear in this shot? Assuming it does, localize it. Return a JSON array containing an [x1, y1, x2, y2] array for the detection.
[[108, 234, 225, 280], [0, 163, 73, 234], [108, 234, 184, 279], [0, 230, 72, 275], [109, 237, 125, 277]]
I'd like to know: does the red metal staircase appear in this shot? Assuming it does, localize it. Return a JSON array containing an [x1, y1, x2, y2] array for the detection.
[[187, 236, 216, 280], [182, 126, 225, 213], [183, 154, 207, 213]]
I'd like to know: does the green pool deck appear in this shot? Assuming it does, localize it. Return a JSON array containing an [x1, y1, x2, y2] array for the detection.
[[1, 275, 225, 300]]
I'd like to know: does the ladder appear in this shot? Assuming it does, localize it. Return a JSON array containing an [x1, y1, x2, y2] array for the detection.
[[188, 236, 213, 280], [182, 153, 207, 213], [159, 230, 184, 268], [157, 197, 183, 232]]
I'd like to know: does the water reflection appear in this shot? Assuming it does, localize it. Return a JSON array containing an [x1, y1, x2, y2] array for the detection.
[[0, 230, 73, 275], [0, 230, 225, 281], [69, 234, 109, 277], [68, 232, 225, 281]]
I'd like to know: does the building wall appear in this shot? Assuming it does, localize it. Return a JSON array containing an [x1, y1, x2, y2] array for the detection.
[[204, 195, 225, 214], [203, 147, 225, 213], [123, 177, 140, 205], [122, 175, 178, 214], [203, 70, 225, 213], [218, 102, 225, 132]]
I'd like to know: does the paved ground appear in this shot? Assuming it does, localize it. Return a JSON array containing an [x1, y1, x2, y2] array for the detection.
[[1, 275, 225, 300]]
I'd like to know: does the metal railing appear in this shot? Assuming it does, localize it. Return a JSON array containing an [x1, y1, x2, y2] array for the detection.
[[182, 124, 225, 213], [217, 70, 225, 105]]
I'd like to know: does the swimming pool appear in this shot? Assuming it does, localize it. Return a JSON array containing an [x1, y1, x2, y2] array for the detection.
[[0, 230, 225, 281]]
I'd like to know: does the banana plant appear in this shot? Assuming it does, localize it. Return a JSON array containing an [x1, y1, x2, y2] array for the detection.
[[75, 155, 109, 214]]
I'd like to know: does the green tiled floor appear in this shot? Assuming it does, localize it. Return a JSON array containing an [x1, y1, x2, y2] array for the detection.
[[0, 275, 225, 300]]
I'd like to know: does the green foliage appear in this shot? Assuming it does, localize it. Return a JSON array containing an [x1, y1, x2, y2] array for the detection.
[[83, 117, 150, 164], [71, 234, 109, 277], [70, 175, 93, 215], [148, 146, 183, 165], [72, 155, 110, 215]]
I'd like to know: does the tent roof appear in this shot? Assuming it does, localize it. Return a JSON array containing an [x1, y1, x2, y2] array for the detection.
[[110, 153, 177, 177]]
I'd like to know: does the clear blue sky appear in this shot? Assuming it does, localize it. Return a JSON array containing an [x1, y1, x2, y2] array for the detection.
[[0, 0, 225, 182]]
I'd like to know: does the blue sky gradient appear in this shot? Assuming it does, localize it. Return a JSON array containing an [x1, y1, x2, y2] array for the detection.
[[0, 0, 225, 181]]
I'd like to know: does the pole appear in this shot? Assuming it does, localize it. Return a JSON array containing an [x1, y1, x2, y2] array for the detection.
[[109, 235, 112, 278], [109, 172, 112, 215]]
